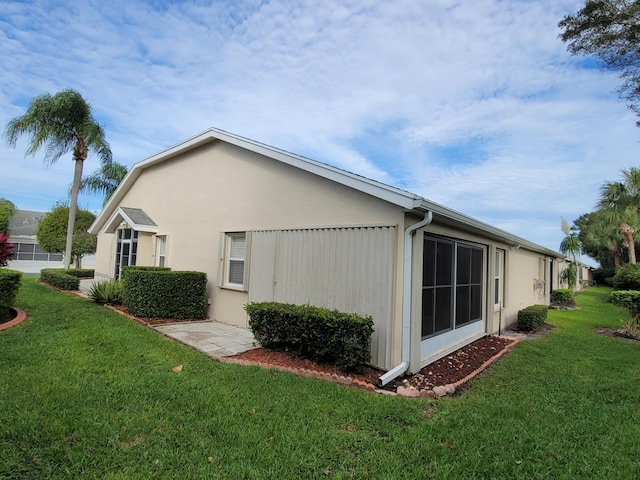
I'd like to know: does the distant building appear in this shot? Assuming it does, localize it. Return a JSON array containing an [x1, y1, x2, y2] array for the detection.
[[7, 209, 94, 274]]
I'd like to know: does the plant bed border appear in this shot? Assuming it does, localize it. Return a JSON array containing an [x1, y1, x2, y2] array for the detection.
[[0, 307, 27, 331], [224, 335, 522, 398]]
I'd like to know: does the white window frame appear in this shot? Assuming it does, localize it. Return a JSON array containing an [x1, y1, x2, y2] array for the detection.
[[154, 235, 168, 267], [494, 248, 505, 312], [220, 232, 249, 291]]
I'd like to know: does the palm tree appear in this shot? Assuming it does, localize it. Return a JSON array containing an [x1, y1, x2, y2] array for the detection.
[[599, 168, 640, 264], [560, 218, 581, 289], [3, 89, 111, 269], [77, 161, 128, 206]]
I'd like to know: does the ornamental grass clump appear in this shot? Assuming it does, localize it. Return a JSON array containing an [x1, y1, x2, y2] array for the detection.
[[87, 279, 123, 306]]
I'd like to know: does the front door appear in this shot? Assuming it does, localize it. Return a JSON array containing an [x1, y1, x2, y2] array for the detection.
[[115, 228, 138, 279]]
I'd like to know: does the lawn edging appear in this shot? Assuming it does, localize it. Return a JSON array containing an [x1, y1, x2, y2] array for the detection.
[[0, 308, 27, 331]]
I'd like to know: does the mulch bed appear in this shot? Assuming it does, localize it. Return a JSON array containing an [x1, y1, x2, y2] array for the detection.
[[230, 334, 520, 393]]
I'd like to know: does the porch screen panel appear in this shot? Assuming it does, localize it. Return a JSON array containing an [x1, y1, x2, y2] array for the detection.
[[422, 238, 454, 337], [248, 226, 396, 369], [422, 235, 484, 339]]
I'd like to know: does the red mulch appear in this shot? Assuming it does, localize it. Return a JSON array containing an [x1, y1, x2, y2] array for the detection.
[[230, 335, 517, 390]]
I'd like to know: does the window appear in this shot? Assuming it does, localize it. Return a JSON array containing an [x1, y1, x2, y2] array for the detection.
[[226, 233, 246, 286], [13, 242, 62, 262], [494, 249, 505, 310], [422, 235, 484, 339], [115, 228, 138, 280], [155, 235, 167, 267]]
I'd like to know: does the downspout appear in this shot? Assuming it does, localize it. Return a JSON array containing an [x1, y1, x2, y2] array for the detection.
[[379, 210, 433, 386]]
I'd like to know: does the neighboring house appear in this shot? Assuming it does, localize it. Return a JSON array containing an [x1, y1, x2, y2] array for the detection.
[[7, 209, 95, 274], [89, 128, 565, 384]]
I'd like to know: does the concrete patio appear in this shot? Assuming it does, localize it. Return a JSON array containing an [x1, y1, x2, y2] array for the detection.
[[152, 321, 258, 358]]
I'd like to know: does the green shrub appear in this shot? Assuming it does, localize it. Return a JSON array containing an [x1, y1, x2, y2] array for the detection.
[[123, 270, 206, 319], [40, 268, 80, 290], [0, 268, 22, 307], [120, 266, 171, 306], [63, 269, 94, 278], [612, 263, 640, 290], [244, 302, 374, 372], [610, 290, 640, 336], [517, 304, 549, 332], [551, 289, 574, 306], [120, 266, 170, 284], [610, 290, 640, 318], [87, 279, 123, 306]]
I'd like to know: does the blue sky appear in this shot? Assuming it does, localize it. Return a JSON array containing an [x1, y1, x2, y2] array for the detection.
[[1, 0, 639, 266]]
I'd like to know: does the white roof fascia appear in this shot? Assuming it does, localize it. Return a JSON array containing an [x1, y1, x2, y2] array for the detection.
[[415, 199, 563, 258]]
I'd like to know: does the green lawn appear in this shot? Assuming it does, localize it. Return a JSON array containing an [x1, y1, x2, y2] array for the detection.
[[1, 278, 639, 479]]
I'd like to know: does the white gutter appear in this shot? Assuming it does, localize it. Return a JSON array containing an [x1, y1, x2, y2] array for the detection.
[[379, 210, 433, 386]]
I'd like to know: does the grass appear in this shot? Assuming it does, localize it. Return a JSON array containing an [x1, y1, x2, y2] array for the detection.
[[1, 279, 639, 478]]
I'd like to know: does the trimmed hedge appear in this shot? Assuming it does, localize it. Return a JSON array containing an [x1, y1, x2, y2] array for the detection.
[[0, 269, 22, 307], [63, 269, 95, 278], [517, 304, 549, 332], [121, 266, 172, 309], [551, 288, 573, 306], [612, 263, 640, 291], [610, 290, 640, 318], [122, 269, 207, 319], [244, 302, 374, 372], [40, 268, 80, 290], [120, 266, 170, 284]]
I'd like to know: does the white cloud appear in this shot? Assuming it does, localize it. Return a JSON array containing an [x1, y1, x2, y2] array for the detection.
[[0, 0, 638, 263]]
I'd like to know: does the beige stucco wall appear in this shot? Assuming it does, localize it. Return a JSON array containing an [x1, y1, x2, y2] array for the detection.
[[94, 141, 407, 342], [498, 247, 551, 328]]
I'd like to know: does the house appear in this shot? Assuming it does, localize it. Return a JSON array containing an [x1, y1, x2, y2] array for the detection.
[[8, 210, 64, 273], [7, 209, 95, 274], [89, 128, 564, 385]]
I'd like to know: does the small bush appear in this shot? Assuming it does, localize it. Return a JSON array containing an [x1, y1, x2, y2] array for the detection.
[[40, 268, 80, 290], [610, 290, 640, 337], [123, 270, 207, 319], [551, 289, 574, 306], [612, 263, 640, 291], [64, 269, 94, 278], [517, 304, 549, 332], [0, 269, 22, 307], [244, 302, 374, 372], [87, 279, 123, 306], [610, 290, 640, 318]]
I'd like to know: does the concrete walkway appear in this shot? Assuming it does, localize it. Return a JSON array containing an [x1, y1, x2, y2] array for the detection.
[[79, 278, 257, 358], [153, 321, 258, 358]]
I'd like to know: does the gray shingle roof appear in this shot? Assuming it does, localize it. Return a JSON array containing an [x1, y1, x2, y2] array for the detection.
[[119, 207, 157, 227], [9, 210, 44, 237]]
